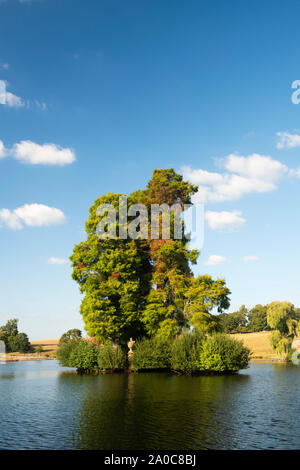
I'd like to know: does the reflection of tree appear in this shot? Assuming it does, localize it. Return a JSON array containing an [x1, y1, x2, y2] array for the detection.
[[71, 372, 250, 450]]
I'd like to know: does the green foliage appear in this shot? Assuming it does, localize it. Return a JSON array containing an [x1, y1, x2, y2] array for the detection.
[[0, 318, 18, 337], [7, 333, 31, 353], [247, 304, 269, 332], [68, 340, 99, 371], [200, 334, 250, 372], [170, 331, 204, 373], [144, 168, 198, 207], [184, 276, 230, 335], [132, 332, 249, 374], [56, 339, 79, 367], [217, 305, 248, 333], [132, 337, 172, 371], [267, 301, 300, 359], [71, 168, 230, 344], [35, 345, 43, 354], [57, 338, 99, 371], [155, 319, 179, 340], [267, 301, 295, 333], [0, 319, 31, 353], [269, 330, 292, 359], [59, 329, 82, 345], [98, 343, 127, 371], [71, 193, 152, 344]]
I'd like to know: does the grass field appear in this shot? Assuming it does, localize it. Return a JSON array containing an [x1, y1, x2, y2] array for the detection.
[[29, 339, 59, 357], [232, 331, 277, 360]]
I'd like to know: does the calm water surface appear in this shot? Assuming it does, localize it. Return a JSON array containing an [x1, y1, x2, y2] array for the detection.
[[0, 360, 299, 449]]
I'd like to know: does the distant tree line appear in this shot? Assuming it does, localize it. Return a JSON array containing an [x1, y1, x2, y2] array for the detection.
[[0, 319, 31, 353], [216, 304, 300, 334]]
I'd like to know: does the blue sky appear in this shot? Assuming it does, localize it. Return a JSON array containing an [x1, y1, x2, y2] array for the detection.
[[1, 0, 300, 339]]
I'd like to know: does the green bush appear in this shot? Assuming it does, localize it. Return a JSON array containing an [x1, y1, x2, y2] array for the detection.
[[200, 333, 250, 372], [170, 331, 204, 373], [132, 337, 172, 371], [98, 343, 127, 371], [56, 339, 79, 367], [57, 339, 99, 371], [69, 340, 99, 371]]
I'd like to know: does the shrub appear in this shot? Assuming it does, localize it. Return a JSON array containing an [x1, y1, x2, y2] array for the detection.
[[56, 339, 79, 367], [132, 337, 172, 371], [170, 331, 204, 373], [56, 338, 99, 370], [200, 333, 250, 372], [68, 340, 99, 371], [98, 343, 127, 371]]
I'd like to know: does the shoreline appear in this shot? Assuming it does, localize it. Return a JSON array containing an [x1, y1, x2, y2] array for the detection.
[[3, 355, 55, 362], [1, 356, 287, 365]]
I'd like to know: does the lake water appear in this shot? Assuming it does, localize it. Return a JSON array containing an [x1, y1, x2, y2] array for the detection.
[[0, 360, 299, 449]]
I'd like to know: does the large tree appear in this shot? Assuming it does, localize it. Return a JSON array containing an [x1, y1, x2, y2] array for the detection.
[[216, 305, 248, 333], [248, 304, 269, 332], [71, 169, 230, 343], [267, 301, 300, 358], [0, 319, 31, 353]]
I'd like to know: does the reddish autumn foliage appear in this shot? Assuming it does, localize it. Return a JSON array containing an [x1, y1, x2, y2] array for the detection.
[[111, 272, 120, 278], [89, 336, 102, 346], [77, 263, 85, 269]]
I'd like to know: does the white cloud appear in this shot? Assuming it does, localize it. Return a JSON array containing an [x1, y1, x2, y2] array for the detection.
[[223, 153, 287, 180], [34, 100, 47, 111], [12, 141, 76, 165], [276, 132, 300, 149], [205, 210, 245, 230], [1, 81, 47, 110], [289, 168, 300, 178], [0, 204, 66, 230], [204, 255, 228, 266], [48, 257, 68, 265], [243, 255, 259, 262], [5, 91, 24, 108], [0, 140, 7, 159], [0, 209, 23, 229], [183, 153, 288, 203]]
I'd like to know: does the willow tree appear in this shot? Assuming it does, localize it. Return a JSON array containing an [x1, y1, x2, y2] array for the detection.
[[71, 169, 231, 343], [267, 301, 300, 359]]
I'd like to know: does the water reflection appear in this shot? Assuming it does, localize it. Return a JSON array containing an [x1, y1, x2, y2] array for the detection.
[[0, 362, 299, 449], [68, 372, 250, 449]]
